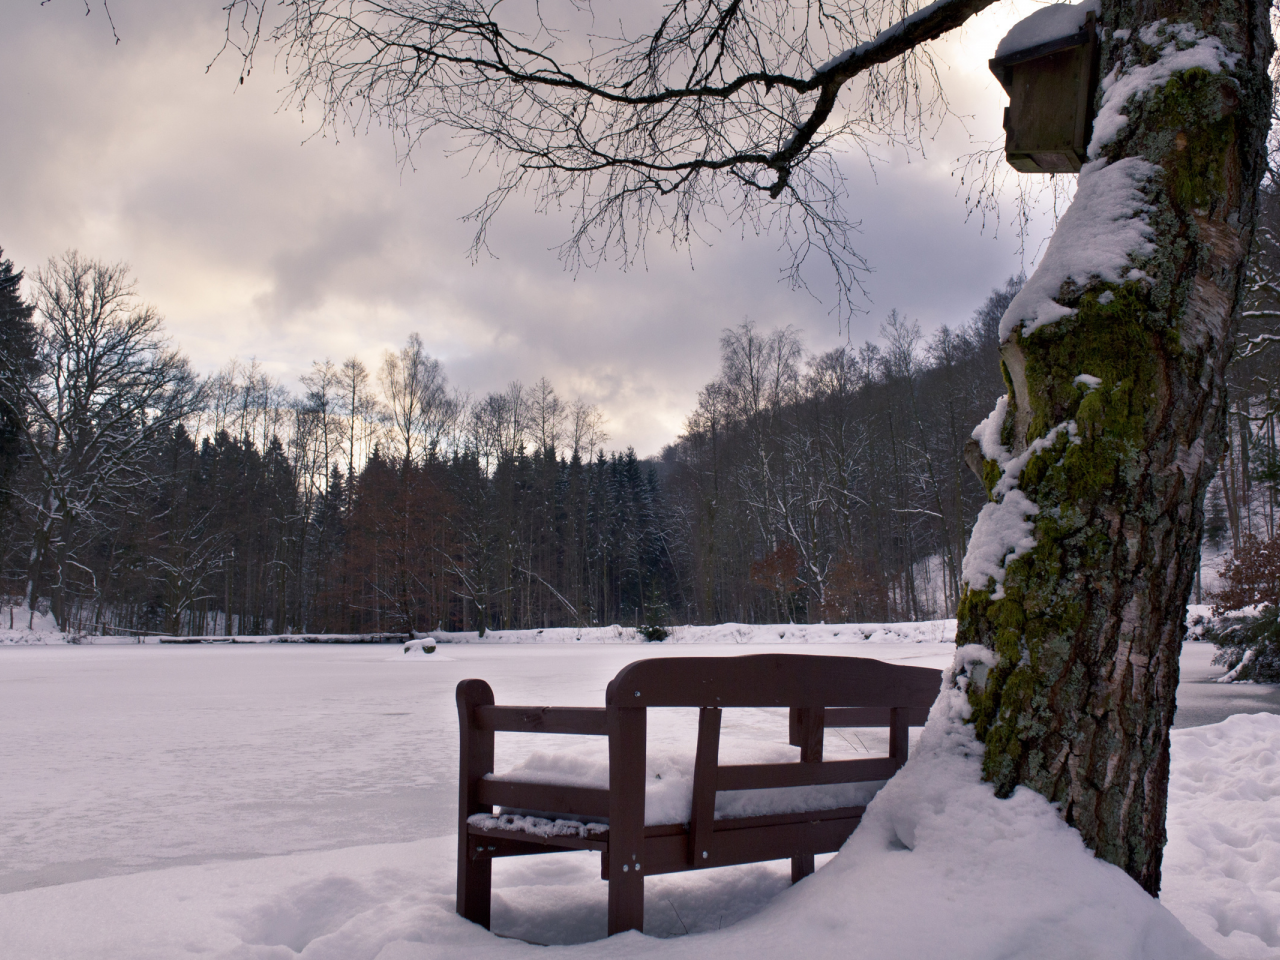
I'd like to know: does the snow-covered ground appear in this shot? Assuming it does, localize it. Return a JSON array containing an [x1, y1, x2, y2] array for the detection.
[[1164, 713, 1280, 958], [0, 631, 1277, 958], [0, 614, 957, 646], [0, 606, 61, 642]]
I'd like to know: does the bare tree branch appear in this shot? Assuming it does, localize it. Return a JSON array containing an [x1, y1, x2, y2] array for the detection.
[[218, 0, 1002, 317]]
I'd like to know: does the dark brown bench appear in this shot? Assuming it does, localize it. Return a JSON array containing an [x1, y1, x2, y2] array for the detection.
[[456, 653, 941, 936]]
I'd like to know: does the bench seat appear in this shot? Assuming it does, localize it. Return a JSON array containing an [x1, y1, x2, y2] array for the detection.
[[485, 744, 889, 824], [466, 803, 871, 875]]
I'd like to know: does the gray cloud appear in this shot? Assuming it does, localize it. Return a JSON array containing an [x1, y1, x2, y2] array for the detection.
[[3, 0, 1055, 455]]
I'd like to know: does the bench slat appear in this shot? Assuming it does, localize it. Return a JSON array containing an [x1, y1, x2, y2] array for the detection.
[[710, 803, 868, 832], [474, 705, 608, 735], [469, 803, 874, 867], [608, 706, 647, 934], [705, 815, 862, 870], [824, 706, 930, 728], [608, 655, 942, 708], [477, 779, 611, 818], [620, 812, 866, 878], [689, 707, 722, 865], [717, 756, 899, 791]]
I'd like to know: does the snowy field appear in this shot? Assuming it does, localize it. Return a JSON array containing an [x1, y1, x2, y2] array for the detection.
[[1, 632, 1278, 959]]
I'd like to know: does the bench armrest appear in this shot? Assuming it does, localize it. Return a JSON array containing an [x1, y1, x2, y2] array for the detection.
[[474, 705, 608, 735]]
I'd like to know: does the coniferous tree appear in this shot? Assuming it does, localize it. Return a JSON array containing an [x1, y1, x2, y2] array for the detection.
[[0, 249, 37, 579]]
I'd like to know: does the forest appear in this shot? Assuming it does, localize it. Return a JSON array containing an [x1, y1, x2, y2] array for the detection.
[[1, 215, 1277, 637]]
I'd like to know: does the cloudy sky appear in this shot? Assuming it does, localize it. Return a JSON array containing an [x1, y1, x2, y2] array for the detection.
[[2, 0, 1059, 456]]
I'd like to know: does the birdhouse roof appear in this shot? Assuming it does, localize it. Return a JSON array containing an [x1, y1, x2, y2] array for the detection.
[[993, 0, 1099, 60]]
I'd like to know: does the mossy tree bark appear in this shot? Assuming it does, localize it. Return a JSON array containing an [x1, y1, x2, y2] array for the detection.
[[958, 0, 1273, 894]]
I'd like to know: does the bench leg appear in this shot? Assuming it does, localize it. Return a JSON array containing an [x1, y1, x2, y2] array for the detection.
[[457, 836, 493, 928], [607, 705, 647, 936], [457, 679, 496, 928], [607, 861, 645, 936], [791, 853, 815, 883], [790, 706, 823, 884]]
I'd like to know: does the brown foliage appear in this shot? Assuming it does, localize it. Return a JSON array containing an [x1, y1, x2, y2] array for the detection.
[[816, 556, 890, 623], [1212, 533, 1280, 614], [749, 544, 801, 595]]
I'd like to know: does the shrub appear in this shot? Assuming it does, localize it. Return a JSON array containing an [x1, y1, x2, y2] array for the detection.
[[1208, 605, 1280, 682], [640, 623, 668, 642]]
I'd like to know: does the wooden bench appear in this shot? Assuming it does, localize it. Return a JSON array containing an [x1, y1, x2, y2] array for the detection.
[[456, 653, 942, 936]]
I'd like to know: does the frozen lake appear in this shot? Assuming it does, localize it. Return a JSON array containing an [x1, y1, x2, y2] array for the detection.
[[0, 640, 958, 895]]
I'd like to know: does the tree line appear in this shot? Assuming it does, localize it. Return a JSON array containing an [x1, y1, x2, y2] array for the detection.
[[1, 241, 1275, 637], [657, 295, 1015, 625], [0, 246, 1003, 634]]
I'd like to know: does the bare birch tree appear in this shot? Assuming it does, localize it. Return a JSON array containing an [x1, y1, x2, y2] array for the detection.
[[380, 332, 458, 463], [529, 377, 567, 455], [569, 398, 609, 460], [338, 355, 378, 478]]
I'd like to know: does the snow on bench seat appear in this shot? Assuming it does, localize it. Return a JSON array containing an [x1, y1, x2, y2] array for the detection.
[[467, 812, 609, 840], [484, 746, 888, 828]]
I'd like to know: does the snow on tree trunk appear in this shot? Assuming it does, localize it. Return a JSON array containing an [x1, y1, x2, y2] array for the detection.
[[956, 0, 1273, 894]]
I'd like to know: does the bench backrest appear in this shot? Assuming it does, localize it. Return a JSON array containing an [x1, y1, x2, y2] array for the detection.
[[605, 653, 941, 709], [460, 654, 942, 822]]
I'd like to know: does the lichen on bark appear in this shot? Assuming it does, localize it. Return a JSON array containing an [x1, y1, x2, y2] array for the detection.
[[957, 0, 1273, 894]]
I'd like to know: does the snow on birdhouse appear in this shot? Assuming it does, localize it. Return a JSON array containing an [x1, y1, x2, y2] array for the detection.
[[989, 1, 1101, 174]]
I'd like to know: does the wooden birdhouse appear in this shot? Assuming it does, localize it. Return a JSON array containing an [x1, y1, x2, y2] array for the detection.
[[989, 11, 1100, 173]]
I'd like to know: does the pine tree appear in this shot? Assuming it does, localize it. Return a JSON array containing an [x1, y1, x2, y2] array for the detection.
[[0, 249, 36, 532]]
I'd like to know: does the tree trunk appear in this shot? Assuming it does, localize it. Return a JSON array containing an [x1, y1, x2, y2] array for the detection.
[[957, 0, 1273, 895], [24, 488, 57, 628]]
